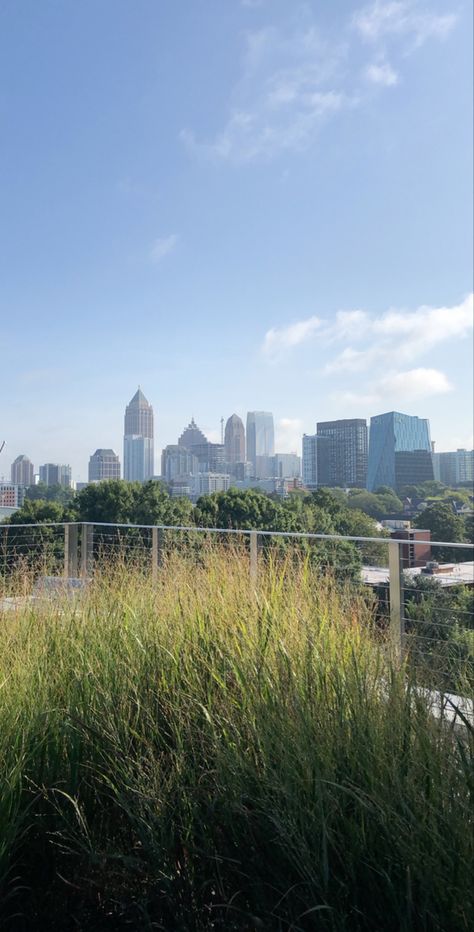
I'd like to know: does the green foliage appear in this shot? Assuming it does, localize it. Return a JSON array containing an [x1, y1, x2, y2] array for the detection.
[[347, 489, 403, 520], [4, 498, 72, 525], [25, 482, 75, 505], [414, 501, 466, 559], [0, 556, 472, 930], [194, 486, 302, 532]]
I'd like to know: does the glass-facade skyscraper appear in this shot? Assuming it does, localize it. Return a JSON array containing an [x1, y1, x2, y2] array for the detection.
[[367, 411, 433, 492], [123, 388, 154, 482], [246, 412, 274, 477]]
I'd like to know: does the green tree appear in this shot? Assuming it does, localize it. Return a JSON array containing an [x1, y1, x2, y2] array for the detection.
[[414, 501, 466, 561], [25, 483, 75, 505], [134, 481, 193, 526]]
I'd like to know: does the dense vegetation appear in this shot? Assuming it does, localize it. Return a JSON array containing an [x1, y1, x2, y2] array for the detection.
[[0, 550, 472, 931]]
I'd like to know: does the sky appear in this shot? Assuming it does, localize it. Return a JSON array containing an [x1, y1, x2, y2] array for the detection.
[[0, 0, 472, 482]]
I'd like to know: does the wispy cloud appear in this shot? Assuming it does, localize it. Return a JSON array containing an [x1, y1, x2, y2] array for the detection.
[[353, 1, 457, 48], [150, 234, 179, 263], [262, 315, 322, 359], [182, 1, 457, 163], [365, 59, 398, 85]]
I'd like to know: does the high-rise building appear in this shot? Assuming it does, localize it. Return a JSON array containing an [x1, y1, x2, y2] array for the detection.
[[272, 453, 301, 479], [123, 388, 154, 482], [316, 419, 368, 488], [161, 445, 199, 483], [88, 449, 121, 482], [39, 463, 72, 487], [11, 455, 34, 487], [177, 419, 224, 472], [367, 411, 433, 492], [178, 418, 208, 449], [246, 412, 274, 477], [224, 414, 245, 465], [302, 434, 330, 489]]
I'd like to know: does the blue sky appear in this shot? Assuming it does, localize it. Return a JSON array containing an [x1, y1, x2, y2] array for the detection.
[[1, 0, 472, 482]]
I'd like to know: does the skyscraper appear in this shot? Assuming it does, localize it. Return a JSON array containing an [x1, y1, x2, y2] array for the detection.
[[302, 434, 330, 489], [88, 449, 121, 482], [316, 419, 368, 488], [11, 454, 34, 487], [224, 414, 245, 464], [246, 412, 274, 477], [177, 419, 224, 472], [367, 411, 433, 492], [123, 388, 154, 482], [39, 464, 72, 487]]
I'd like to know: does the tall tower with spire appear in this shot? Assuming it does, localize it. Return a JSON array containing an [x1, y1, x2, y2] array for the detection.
[[123, 388, 154, 481]]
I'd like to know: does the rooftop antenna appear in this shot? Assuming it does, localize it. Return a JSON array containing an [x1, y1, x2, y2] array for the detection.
[[220, 417, 224, 445]]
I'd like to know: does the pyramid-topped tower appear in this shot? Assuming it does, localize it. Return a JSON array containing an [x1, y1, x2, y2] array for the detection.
[[123, 388, 154, 481]]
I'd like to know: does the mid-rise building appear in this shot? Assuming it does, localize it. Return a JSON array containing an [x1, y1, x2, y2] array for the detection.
[[0, 483, 25, 508], [195, 473, 230, 496], [39, 463, 72, 487], [224, 414, 246, 465], [433, 449, 474, 486], [88, 449, 121, 482], [302, 434, 331, 489], [11, 455, 34, 487], [367, 411, 433, 492], [316, 419, 368, 488], [123, 388, 154, 482], [391, 529, 431, 569], [246, 412, 274, 477]]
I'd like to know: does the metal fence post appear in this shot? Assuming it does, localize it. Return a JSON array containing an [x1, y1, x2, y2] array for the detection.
[[64, 524, 78, 578], [81, 523, 93, 577], [388, 539, 404, 662], [151, 527, 164, 581], [250, 531, 259, 585]]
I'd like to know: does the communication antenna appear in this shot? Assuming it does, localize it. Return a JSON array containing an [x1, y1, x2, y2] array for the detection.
[[220, 417, 224, 445]]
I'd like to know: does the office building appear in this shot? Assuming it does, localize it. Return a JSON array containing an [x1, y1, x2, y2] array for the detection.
[[39, 463, 72, 487], [88, 449, 121, 482], [272, 453, 301, 479], [224, 414, 245, 465], [178, 418, 208, 449], [161, 445, 199, 483], [367, 411, 433, 492], [433, 449, 474, 486], [11, 455, 34, 487], [123, 388, 154, 481], [316, 419, 368, 488], [302, 434, 331, 489], [246, 412, 274, 477], [196, 473, 230, 496], [0, 483, 25, 508]]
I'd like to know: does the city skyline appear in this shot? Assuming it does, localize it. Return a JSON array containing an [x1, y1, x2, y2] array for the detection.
[[0, 388, 474, 484], [0, 1, 472, 479]]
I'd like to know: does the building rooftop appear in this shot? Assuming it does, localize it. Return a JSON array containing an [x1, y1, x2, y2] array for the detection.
[[362, 562, 474, 588]]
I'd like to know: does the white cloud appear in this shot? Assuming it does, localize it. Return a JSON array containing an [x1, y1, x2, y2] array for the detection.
[[332, 368, 453, 406], [365, 60, 398, 85], [379, 367, 453, 398], [150, 234, 178, 263], [276, 418, 303, 453], [353, 1, 457, 48], [263, 315, 322, 358], [325, 293, 473, 373]]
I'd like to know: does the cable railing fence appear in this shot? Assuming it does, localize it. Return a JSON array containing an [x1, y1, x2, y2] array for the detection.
[[1, 520, 473, 694]]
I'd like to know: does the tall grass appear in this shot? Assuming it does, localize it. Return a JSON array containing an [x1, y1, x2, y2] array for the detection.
[[0, 546, 472, 930]]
